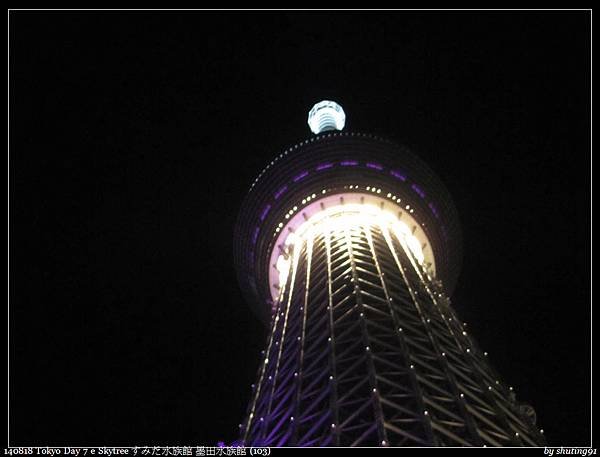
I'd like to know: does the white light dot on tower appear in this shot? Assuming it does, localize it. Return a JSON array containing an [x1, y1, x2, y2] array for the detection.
[[307, 100, 346, 134]]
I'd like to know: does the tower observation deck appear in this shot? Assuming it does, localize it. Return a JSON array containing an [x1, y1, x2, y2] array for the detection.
[[233, 101, 545, 447]]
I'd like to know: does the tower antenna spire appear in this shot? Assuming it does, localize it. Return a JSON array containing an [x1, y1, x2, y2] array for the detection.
[[307, 100, 346, 134]]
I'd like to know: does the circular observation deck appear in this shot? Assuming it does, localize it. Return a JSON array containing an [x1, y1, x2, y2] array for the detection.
[[233, 131, 462, 324]]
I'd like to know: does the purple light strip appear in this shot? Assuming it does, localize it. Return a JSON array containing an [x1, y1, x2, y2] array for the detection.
[[316, 163, 334, 171], [411, 184, 426, 199], [390, 170, 406, 181], [340, 160, 358, 166], [428, 202, 440, 219], [366, 162, 383, 170], [252, 227, 260, 244], [260, 204, 272, 221], [293, 171, 309, 182], [274, 185, 288, 199]]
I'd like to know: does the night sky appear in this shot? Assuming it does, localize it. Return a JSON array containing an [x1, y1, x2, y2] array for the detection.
[[10, 11, 590, 447]]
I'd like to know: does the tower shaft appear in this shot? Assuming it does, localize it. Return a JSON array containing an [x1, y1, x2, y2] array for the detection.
[[241, 214, 544, 446]]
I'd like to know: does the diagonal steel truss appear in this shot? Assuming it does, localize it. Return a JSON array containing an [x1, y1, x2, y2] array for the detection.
[[240, 216, 545, 447]]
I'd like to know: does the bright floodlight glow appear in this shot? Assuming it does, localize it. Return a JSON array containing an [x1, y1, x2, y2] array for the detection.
[[276, 255, 291, 289], [307, 100, 346, 134], [275, 203, 426, 291]]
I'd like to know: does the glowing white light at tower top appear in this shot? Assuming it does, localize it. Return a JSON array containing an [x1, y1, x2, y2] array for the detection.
[[273, 200, 434, 302], [307, 100, 346, 134], [282, 203, 425, 264]]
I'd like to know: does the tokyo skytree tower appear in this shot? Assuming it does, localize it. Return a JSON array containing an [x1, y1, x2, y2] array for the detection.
[[233, 101, 545, 447]]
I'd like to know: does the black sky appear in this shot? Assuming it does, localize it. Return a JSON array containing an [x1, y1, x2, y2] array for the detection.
[[9, 11, 591, 447]]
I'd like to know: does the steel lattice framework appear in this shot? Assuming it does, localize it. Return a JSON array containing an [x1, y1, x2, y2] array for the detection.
[[239, 211, 544, 446], [233, 102, 545, 447]]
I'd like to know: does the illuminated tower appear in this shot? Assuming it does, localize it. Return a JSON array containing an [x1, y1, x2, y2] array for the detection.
[[233, 101, 545, 447]]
